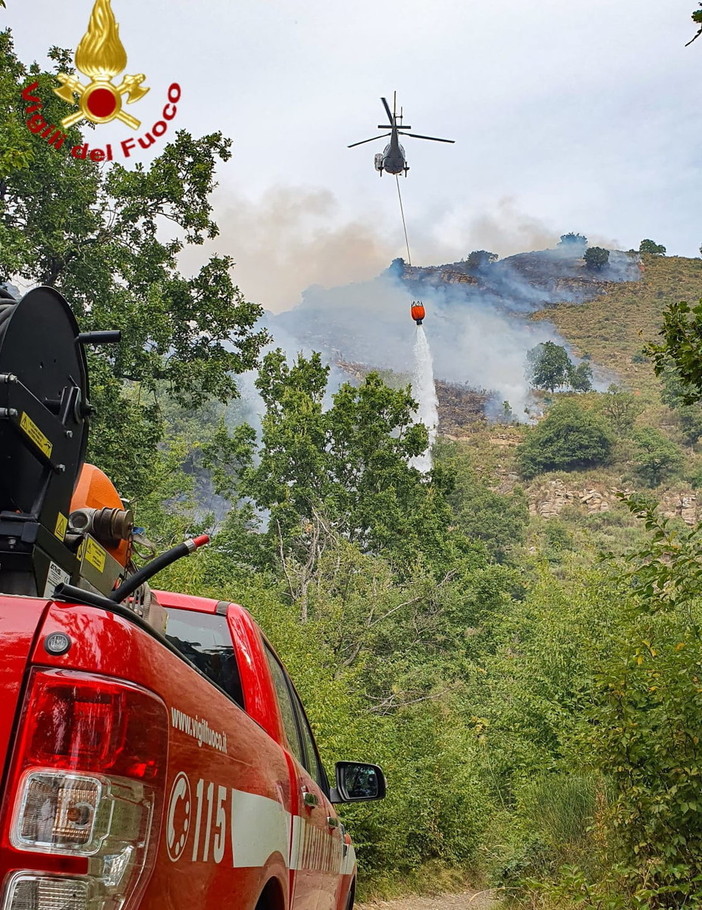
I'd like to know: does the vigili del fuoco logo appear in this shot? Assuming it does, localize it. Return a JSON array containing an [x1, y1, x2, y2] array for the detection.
[[21, 0, 181, 161]]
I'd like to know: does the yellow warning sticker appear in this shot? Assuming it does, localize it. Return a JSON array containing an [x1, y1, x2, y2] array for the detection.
[[20, 412, 53, 459], [81, 538, 106, 573], [54, 512, 68, 542]]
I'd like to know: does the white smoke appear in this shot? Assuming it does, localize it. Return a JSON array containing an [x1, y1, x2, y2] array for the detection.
[[275, 270, 564, 418], [410, 326, 439, 473]]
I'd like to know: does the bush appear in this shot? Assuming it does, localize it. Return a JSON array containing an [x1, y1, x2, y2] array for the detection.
[[518, 401, 614, 478], [466, 250, 498, 271], [439, 444, 529, 563], [597, 384, 643, 434], [585, 507, 702, 905], [584, 246, 610, 271], [631, 427, 683, 487]]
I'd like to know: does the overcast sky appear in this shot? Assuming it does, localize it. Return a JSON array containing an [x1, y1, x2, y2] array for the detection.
[[5, 0, 702, 312]]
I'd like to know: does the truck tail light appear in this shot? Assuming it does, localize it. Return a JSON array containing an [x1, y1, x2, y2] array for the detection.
[[2, 670, 168, 910], [2, 873, 92, 910]]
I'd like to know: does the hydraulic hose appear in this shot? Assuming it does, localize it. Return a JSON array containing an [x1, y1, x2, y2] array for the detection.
[[109, 534, 210, 603]]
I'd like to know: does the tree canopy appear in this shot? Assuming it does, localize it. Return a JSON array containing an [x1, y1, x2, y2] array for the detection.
[[517, 399, 614, 478], [583, 246, 610, 271], [639, 238, 666, 256], [526, 341, 592, 393], [558, 232, 588, 248], [233, 351, 463, 579], [646, 299, 702, 405], [0, 30, 268, 497], [687, 2, 702, 44], [466, 250, 498, 271]]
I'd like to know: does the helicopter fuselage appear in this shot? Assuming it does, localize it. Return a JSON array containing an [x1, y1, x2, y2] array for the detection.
[[376, 135, 407, 175]]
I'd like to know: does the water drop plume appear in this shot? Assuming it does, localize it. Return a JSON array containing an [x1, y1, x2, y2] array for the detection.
[[410, 326, 439, 473]]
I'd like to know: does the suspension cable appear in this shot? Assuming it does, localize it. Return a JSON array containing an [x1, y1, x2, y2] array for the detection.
[[395, 175, 412, 266]]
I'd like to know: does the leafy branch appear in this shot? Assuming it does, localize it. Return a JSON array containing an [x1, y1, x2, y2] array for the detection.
[[687, 3, 702, 45]]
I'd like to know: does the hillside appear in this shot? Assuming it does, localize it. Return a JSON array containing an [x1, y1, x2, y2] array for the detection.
[[536, 254, 702, 391], [273, 242, 652, 419]]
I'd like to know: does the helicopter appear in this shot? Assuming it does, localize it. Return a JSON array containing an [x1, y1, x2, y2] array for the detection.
[[348, 92, 454, 176]]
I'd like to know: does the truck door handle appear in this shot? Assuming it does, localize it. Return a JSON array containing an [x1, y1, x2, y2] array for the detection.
[[302, 790, 319, 808]]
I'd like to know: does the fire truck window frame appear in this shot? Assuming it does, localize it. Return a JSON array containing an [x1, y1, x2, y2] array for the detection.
[[164, 608, 245, 709], [263, 643, 306, 767], [290, 685, 329, 793]]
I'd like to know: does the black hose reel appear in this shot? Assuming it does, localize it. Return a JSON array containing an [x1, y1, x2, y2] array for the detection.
[[0, 287, 119, 595]]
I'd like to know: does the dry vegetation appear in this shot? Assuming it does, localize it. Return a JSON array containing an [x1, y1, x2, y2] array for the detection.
[[535, 255, 702, 392]]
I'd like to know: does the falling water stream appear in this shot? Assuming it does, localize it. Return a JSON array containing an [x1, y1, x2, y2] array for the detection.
[[410, 326, 439, 473]]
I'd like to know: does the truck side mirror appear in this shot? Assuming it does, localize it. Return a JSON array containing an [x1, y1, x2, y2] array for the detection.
[[330, 761, 387, 803]]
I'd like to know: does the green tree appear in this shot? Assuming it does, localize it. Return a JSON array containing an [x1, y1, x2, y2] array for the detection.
[[581, 500, 702, 905], [631, 427, 682, 487], [526, 341, 573, 392], [583, 246, 610, 271], [639, 238, 666, 256], [517, 400, 614, 478], [231, 351, 461, 582], [0, 31, 268, 497], [598, 383, 643, 433], [660, 369, 702, 443], [437, 440, 529, 563], [569, 361, 593, 392], [558, 233, 588, 248], [466, 250, 498, 271], [646, 299, 702, 405]]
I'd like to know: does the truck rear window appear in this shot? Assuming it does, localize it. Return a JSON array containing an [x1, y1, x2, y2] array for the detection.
[[164, 608, 244, 709]]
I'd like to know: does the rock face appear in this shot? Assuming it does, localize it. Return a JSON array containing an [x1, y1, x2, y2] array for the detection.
[[529, 480, 611, 518], [529, 482, 701, 525], [660, 491, 701, 526]]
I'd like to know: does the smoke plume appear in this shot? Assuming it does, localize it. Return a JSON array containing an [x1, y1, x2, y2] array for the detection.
[[184, 186, 397, 313]]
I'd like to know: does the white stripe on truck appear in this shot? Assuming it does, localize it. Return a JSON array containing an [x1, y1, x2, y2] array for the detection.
[[230, 789, 290, 868]]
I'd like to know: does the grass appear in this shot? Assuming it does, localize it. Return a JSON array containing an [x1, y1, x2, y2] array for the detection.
[[356, 860, 487, 902], [532, 255, 702, 393]]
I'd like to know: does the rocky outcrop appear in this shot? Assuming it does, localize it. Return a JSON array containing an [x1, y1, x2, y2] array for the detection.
[[528, 482, 702, 525], [529, 480, 611, 518], [660, 491, 701, 526]]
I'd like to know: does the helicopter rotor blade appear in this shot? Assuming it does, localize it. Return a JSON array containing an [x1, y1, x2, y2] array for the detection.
[[381, 96, 394, 125], [401, 132, 455, 143], [348, 133, 391, 148]]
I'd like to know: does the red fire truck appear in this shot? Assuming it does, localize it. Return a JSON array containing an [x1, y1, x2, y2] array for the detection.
[[0, 287, 385, 910]]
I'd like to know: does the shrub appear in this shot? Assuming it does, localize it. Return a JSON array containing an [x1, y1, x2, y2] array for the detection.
[[631, 427, 683, 487], [584, 246, 610, 271], [466, 250, 498, 271], [597, 384, 644, 434], [518, 401, 614, 478]]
